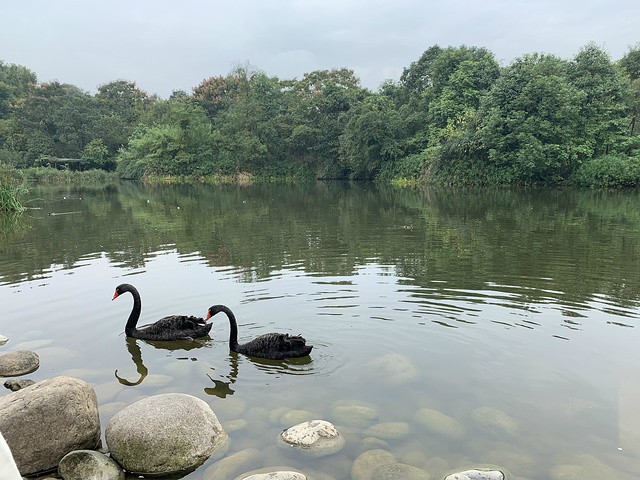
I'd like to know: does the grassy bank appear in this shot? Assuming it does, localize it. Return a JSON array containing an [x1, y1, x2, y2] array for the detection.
[[19, 167, 120, 185]]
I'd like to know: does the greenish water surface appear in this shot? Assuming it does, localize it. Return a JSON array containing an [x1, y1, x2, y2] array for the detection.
[[1, 182, 640, 479]]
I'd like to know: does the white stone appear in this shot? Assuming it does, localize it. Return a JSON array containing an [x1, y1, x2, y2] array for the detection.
[[278, 419, 345, 458], [444, 469, 505, 480]]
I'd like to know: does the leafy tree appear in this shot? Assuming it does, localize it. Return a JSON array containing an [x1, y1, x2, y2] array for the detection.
[[479, 53, 584, 183], [340, 95, 403, 179], [116, 98, 213, 178], [285, 68, 366, 177], [567, 43, 629, 157], [214, 71, 288, 174], [193, 74, 244, 120], [82, 138, 112, 170], [619, 43, 640, 136], [96, 80, 151, 124], [0, 61, 37, 102]]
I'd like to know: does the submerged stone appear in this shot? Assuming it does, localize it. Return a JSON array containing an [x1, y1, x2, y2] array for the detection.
[[331, 400, 379, 428], [203, 448, 264, 480], [368, 353, 418, 384], [0, 350, 39, 377], [372, 462, 432, 480], [351, 449, 396, 480], [414, 408, 465, 440], [363, 422, 410, 440], [471, 407, 518, 438]]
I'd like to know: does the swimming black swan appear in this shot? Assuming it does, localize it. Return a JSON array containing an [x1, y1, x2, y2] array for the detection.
[[205, 305, 313, 360], [112, 283, 212, 341]]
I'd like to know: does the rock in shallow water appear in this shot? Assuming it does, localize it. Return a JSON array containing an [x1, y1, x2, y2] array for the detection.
[[331, 399, 379, 429], [471, 407, 518, 438], [351, 449, 396, 480], [58, 450, 124, 480], [414, 408, 465, 440], [278, 419, 345, 458], [203, 448, 264, 480], [0, 376, 101, 476], [3, 378, 35, 391], [234, 467, 308, 480], [372, 462, 432, 480], [105, 393, 228, 476], [443, 468, 505, 480], [0, 350, 39, 376]]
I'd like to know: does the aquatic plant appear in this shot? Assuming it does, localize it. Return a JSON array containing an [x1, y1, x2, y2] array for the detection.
[[0, 165, 27, 212]]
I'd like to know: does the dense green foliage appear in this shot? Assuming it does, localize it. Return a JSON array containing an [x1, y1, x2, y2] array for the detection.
[[1, 42, 640, 186]]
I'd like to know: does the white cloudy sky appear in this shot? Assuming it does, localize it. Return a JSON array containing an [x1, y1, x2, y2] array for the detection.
[[1, 0, 638, 98]]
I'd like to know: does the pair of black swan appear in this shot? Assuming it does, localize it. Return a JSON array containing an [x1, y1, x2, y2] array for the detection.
[[112, 284, 312, 359]]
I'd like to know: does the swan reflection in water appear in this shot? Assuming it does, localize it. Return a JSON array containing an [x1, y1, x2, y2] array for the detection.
[[115, 336, 211, 386], [204, 351, 314, 398]]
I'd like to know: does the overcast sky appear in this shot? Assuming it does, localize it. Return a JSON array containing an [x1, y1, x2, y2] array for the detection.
[[2, 0, 638, 98]]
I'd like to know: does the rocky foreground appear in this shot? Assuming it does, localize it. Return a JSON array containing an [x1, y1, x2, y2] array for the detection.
[[2, 344, 631, 480]]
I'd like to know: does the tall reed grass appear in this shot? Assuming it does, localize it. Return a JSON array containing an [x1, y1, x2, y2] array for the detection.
[[0, 166, 27, 213]]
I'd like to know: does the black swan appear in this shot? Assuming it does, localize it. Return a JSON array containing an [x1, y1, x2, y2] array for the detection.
[[205, 305, 312, 360], [112, 283, 212, 341]]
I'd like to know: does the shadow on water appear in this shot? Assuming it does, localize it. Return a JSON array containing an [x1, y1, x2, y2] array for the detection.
[[115, 336, 213, 386]]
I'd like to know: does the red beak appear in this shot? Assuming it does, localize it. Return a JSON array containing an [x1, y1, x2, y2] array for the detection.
[[112, 291, 119, 300], [205, 311, 211, 321]]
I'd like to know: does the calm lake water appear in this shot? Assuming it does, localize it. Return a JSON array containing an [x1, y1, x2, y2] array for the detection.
[[1, 181, 640, 479]]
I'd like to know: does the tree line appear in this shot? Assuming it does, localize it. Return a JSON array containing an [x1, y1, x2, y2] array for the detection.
[[1, 42, 639, 186]]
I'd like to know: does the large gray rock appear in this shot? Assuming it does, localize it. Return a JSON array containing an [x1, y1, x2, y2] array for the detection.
[[105, 393, 228, 476], [0, 376, 101, 476], [277, 420, 345, 458], [0, 350, 39, 376], [58, 450, 124, 480]]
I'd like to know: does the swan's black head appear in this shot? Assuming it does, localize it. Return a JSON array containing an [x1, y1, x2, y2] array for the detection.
[[113, 283, 134, 300], [205, 305, 230, 320]]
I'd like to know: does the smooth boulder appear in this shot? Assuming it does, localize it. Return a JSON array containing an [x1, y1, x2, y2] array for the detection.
[[0, 376, 101, 476], [0, 350, 39, 376], [58, 450, 124, 480], [105, 393, 228, 476]]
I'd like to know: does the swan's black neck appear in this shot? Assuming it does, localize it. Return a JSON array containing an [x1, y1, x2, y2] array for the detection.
[[121, 284, 141, 336], [215, 305, 240, 351]]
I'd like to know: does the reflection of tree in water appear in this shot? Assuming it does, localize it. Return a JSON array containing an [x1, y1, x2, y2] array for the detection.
[[115, 336, 211, 386]]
